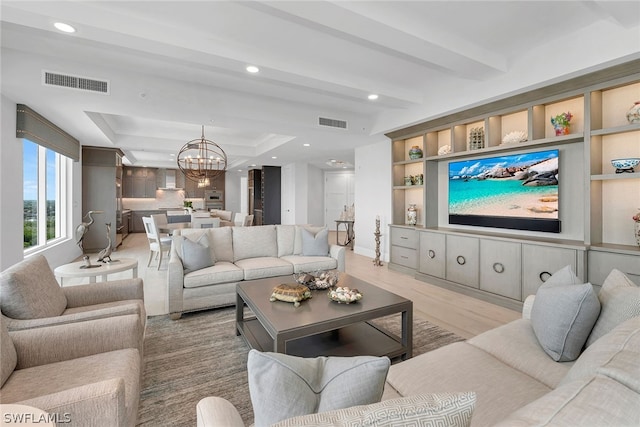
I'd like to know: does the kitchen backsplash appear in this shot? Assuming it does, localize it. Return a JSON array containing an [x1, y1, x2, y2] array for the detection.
[[123, 190, 205, 210]]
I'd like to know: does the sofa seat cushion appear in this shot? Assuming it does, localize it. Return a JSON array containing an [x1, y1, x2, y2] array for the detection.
[[235, 257, 294, 281], [386, 342, 551, 427], [0, 348, 140, 424], [184, 262, 244, 289], [495, 373, 640, 427], [468, 318, 573, 389], [279, 256, 338, 274]]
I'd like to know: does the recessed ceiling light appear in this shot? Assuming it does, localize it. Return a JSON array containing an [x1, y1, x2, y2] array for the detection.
[[271, 156, 277, 159], [368, 94, 379, 100], [330, 159, 337, 163], [303, 143, 310, 147], [246, 65, 260, 73], [250, 164, 257, 167], [54, 22, 76, 33]]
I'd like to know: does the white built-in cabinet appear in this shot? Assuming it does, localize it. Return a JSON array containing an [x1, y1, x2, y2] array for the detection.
[[389, 60, 640, 309]]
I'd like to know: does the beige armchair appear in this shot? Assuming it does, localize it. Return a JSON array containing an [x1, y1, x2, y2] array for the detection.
[[0, 255, 146, 334], [0, 315, 142, 427]]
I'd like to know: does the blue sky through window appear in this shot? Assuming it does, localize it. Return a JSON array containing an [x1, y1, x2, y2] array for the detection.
[[23, 140, 57, 200]]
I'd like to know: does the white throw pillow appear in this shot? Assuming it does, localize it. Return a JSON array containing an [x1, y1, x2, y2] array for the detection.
[[531, 266, 601, 361], [586, 269, 640, 347], [271, 392, 476, 427], [247, 349, 390, 427]]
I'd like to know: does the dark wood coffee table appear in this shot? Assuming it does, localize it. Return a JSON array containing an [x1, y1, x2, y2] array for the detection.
[[236, 273, 413, 359]]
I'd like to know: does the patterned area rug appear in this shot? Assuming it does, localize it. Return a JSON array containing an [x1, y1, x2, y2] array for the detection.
[[137, 307, 463, 426]]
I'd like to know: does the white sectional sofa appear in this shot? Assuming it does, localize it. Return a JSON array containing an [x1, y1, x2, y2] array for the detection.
[[197, 268, 640, 426], [167, 225, 345, 319]]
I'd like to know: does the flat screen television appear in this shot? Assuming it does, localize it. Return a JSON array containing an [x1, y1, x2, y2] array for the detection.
[[448, 149, 560, 233]]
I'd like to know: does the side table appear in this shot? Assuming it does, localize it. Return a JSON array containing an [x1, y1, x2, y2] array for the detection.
[[54, 257, 138, 286], [335, 220, 355, 249]]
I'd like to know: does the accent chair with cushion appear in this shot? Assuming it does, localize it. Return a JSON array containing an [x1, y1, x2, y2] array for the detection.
[[0, 255, 146, 337], [0, 315, 142, 427]]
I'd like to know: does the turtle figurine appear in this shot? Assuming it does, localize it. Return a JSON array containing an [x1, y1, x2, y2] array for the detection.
[[270, 284, 312, 307]]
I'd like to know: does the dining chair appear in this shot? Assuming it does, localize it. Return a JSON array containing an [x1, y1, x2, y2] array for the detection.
[[142, 216, 172, 270], [191, 217, 221, 229], [233, 213, 247, 226], [243, 214, 254, 227], [151, 213, 169, 237]]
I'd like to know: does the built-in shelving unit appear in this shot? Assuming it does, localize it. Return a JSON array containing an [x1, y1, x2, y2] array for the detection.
[[386, 60, 640, 309]]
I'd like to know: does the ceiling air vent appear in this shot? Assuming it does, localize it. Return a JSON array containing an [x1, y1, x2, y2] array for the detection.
[[318, 117, 347, 129], [43, 71, 110, 94]]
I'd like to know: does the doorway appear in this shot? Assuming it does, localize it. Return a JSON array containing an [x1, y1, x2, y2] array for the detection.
[[324, 171, 354, 229]]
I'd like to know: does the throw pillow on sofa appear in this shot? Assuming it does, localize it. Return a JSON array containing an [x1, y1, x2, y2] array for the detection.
[[271, 392, 477, 427], [181, 235, 215, 273], [586, 268, 640, 347], [531, 265, 600, 361], [247, 349, 390, 427], [301, 228, 329, 256]]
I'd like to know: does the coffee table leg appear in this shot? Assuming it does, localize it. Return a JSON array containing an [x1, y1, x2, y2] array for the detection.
[[402, 307, 413, 360], [236, 293, 244, 336], [274, 335, 285, 353]]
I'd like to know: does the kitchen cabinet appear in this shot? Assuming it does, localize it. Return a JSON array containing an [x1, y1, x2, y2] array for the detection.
[[123, 167, 158, 198]]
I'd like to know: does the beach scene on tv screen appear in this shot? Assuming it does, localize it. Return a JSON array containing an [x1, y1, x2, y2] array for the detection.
[[449, 149, 559, 219]]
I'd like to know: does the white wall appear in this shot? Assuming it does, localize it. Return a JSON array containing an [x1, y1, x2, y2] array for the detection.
[[224, 171, 242, 214], [1, 95, 82, 270], [307, 165, 324, 226], [354, 139, 392, 262]]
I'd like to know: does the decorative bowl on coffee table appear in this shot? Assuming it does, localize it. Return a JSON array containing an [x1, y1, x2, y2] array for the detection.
[[294, 270, 338, 290], [328, 287, 362, 304]]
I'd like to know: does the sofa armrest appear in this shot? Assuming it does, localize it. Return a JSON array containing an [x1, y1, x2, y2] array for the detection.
[[10, 315, 142, 369], [522, 295, 536, 320], [62, 278, 144, 308], [330, 244, 346, 272], [167, 242, 185, 319], [19, 378, 127, 427], [197, 397, 244, 427]]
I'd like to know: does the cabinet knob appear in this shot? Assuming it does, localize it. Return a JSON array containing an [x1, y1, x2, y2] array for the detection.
[[456, 255, 466, 266], [493, 262, 505, 274], [428, 249, 435, 259], [539, 271, 552, 282]]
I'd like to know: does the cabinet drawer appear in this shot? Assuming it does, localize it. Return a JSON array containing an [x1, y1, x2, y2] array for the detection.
[[391, 246, 417, 269], [522, 245, 579, 297], [418, 231, 445, 278], [480, 240, 522, 300], [446, 235, 479, 288], [390, 227, 418, 249], [588, 251, 640, 286]]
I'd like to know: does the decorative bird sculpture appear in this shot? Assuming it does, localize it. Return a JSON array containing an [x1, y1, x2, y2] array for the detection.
[[97, 223, 113, 263], [75, 210, 104, 253]]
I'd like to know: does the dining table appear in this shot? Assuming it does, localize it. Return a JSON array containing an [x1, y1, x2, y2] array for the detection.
[[159, 222, 191, 235]]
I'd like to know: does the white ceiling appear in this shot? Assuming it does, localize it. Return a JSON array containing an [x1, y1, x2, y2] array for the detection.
[[2, 1, 639, 172]]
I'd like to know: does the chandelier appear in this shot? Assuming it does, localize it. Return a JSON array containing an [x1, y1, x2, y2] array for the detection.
[[176, 125, 227, 186]]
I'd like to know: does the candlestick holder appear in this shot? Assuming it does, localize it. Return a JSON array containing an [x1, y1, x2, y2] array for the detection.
[[373, 218, 383, 266]]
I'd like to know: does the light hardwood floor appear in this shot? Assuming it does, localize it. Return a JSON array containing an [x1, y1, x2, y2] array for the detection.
[[70, 231, 520, 339]]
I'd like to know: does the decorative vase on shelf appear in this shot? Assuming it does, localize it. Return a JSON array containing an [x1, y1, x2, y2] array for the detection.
[[551, 112, 572, 136], [408, 146, 423, 160], [407, 204, 417, 226], [627, 101, 640, 124]]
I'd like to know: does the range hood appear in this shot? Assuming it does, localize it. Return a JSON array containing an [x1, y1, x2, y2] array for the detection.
[[158, 170, 182, 190]]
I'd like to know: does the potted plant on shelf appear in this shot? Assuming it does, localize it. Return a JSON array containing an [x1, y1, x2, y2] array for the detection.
[[550, 111, 572, 136]]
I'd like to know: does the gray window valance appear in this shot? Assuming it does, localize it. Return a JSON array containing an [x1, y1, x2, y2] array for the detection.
[[16, 104, 80, 161]]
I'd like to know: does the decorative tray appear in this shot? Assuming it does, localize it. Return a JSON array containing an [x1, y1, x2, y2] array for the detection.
[[294, 270, 339, 290], [328, 287, 362, 304]]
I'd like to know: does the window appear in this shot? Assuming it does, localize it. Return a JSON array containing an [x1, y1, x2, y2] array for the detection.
[[23, 139, 69, 252]]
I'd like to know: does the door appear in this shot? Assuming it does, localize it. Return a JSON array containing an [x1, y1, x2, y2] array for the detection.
[[324, 172, 354, 228], [281, 164, 295, 224]]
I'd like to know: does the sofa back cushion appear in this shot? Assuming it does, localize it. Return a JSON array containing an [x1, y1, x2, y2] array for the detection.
[[559, 315, 640, 387], [276, 225, 296, 257], [233, 226, 277, 262], [0, 255, 67, 319], [1, 319, 17, 387], [586, 269, 640, 347]]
